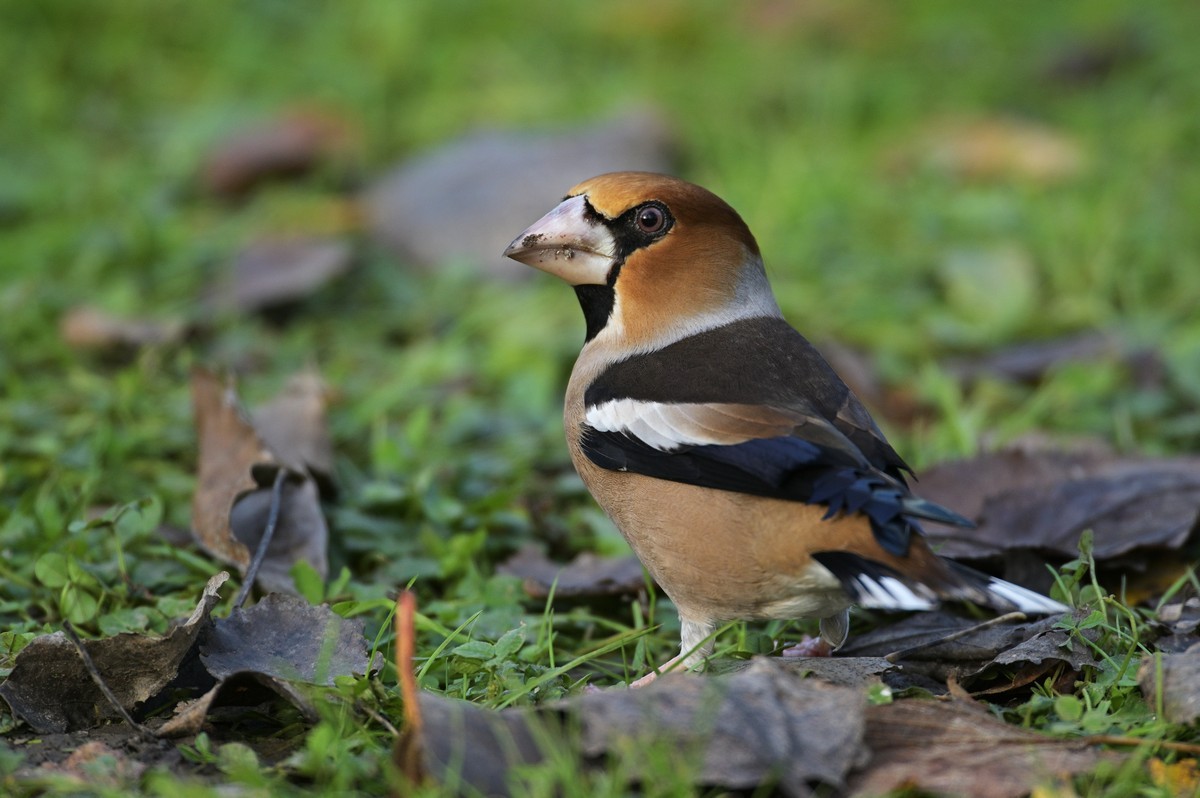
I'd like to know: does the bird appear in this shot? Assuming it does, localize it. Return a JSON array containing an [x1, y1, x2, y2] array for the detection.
[[503, 171, 1067, 686]]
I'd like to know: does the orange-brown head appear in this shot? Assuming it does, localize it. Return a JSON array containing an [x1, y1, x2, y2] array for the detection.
[[504, 172, 779, 349]]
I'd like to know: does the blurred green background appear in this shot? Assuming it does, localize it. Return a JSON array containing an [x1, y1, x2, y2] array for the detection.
[[2, 0, 1200, 791], [4, 0, 1199, 451]]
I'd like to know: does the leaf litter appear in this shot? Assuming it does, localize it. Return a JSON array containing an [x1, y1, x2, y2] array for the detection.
[[847, 699, 1121, 798], [204, 237, 355, 316], [0, 365, 377, 766], [1140, 641, 1200, 726], [3, 364, 1184, 792], [16, 302, 1197, 793], [0, 573, 228, 734], [916, 444, 1200, 598], [190, 367, 329, 595], [200, 107, 355, 199], [391, 593, 1116, 797], [0, 572, 380, 741]]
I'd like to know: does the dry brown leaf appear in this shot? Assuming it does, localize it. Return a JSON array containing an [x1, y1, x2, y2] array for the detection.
[[251, 370, 336, 489], [394, 692, 550, 797], [228, 475, 329, 594], [201, 108, 354, 198], [917, 447, 1200, 594], [1140, 642, 1200, 725], [943, 331, 1162, 388], [394, 591, 547, 794], [202, 593, 378, 683], [0, 573, 228, 734], [191, 369, 272, 571], [363, 109, 676, 280], [159, 594, 379, 738], [772, 656, 895, 687], [1152, 599, 1200, 654], [59, 305, 187, 352], [157, 671, 315, 738], [190, 368, 330, 593], [1042, 27, 1145, 87], [496, 545, 645, 599], [886, 116, 1086, 184], [838, 610, 1094, 691], [574, 658, 866, 795], [395, 586, 866, 797], [208, 236, 354, 314], [397, 655, 865, 796], [847, 699, 1120, 798]]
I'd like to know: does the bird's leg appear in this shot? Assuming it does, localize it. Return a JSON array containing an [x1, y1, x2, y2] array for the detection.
[[629, 617, 715, 688]]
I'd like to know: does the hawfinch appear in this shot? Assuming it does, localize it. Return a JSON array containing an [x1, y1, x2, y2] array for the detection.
[[504, 172, 1067, 685]]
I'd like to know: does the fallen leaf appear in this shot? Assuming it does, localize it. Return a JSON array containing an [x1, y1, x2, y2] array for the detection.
[[395, 586, 867, 796], [59, 305, 187, 352], [201, 108, 354, 198], [886, 116, 1086, 184], [191, 369, 272, 573], [394, 590, 548, 794], [207, 236, 354, 315], [1139, 642, 1200, 725], [1042, 27, 1145, 87], [1152, 599, 1200, 653], [157, 671, 315, 738], [574, 658, 866, 795], [943, 331, 1162, 388], [228, 473, 329, 595], [772, 657, 895, 687], [364, 109, 677, 280], [838, 610, 1093, 691], [496, 546, 645, 600], [847, 699, 1121, 798], [400, 657, 866, 797], [0, 573, 228, 734], [251, 370, 336, 493], [159, 594, 380, 738], [190, 368, 329, 594], [394, 691, 550, 796], [202, 593, 377, 684], [917, 446, 1200, 592]]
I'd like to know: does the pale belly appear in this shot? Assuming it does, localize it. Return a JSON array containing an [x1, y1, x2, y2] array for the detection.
[[574, 458, 853, 624]]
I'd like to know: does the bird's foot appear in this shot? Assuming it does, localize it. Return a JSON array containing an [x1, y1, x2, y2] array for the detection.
[[781, 635, 832, 658], [628, 670, 661, 689]]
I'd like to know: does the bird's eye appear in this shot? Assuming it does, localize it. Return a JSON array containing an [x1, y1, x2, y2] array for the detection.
[[635, 204, 666, 234]]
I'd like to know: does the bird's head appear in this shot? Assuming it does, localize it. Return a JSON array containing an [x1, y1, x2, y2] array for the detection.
[[504, 172, 779, 347]]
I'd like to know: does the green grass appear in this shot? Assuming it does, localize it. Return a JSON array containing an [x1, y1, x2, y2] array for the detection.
[[2, 0, 1200, 794]]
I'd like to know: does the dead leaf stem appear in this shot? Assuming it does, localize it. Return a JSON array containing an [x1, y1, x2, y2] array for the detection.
[[884, 611, 1029, 662], [1085, 735, 1200, 756], [233, 468, 288, 609], [61, 621, 158, 742]]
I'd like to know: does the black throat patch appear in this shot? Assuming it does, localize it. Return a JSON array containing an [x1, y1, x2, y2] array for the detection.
[[574, 284, 616, 343]]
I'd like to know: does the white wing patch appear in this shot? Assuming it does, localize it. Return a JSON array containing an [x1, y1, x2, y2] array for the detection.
[[585, 399, 767, 451], [851, 575, 938, 611], [847, 572, 1067, 614], [985, 577, 1069, 614]]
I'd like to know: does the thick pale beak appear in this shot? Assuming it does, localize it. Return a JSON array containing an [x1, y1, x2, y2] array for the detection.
[[502, 194, 617, 285]]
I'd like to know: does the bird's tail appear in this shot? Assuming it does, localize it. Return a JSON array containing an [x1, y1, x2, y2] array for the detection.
[[812, 551, 1068, 615]]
